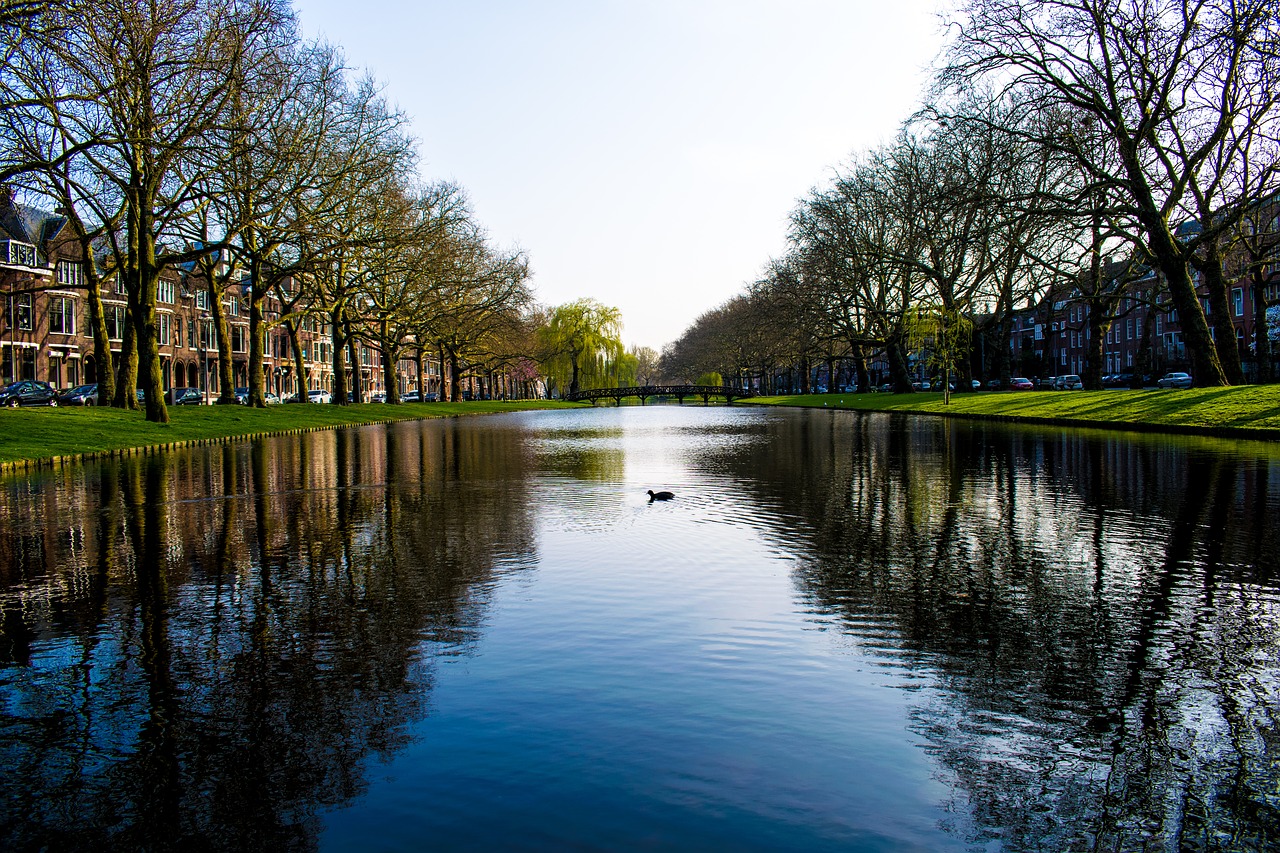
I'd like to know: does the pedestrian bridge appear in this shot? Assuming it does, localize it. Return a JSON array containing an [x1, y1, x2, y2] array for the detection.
[[564, 385, 756, 406]]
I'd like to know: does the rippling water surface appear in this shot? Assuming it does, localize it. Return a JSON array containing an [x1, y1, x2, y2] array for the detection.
[[2, 406, 1279, 851]]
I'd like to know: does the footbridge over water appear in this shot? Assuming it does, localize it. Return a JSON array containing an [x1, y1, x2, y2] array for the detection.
[[564, 385, 756, 406]]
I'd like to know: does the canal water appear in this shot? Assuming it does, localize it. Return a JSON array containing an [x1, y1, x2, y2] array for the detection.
[[1, 406, 1278, 851]]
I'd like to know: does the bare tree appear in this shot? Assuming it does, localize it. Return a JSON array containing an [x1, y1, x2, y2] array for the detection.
[[943, 0, 1280, 386]]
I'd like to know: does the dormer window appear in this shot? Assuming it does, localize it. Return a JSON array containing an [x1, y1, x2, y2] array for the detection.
[[1, 240, 37, 268]]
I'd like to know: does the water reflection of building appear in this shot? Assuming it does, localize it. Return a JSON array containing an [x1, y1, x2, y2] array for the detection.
[[710, 412, 1280, 851], [0, 421, 537, 850]]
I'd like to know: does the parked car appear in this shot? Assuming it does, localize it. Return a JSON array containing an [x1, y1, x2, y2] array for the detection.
[[264, 392, 281, 405], [1157, 371, 1193, 389], [911, 380, 932, 391], [401, 391, 420, 402], [1009, 377, 1035, 391], [308, 389, 331, 404], [234, 387, 250, 405], [369, 392, 387, 403], [58, 383, 98, 406], [0, 380, 58, 407], [878, 382, 895, 393], [167, 386, 204, 405], [986, 379, 1003, 390], [1053, 374, 1084, 390]]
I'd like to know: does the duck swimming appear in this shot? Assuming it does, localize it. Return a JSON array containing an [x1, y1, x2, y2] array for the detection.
[[647, 489, 675, 501]]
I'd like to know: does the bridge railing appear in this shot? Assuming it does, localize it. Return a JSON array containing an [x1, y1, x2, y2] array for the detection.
[[563, 385, 756, 403]]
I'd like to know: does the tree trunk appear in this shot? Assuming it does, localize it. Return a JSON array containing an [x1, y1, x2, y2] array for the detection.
[[113, 273, 138, 408], [1194, 251, 1244, 384], [382, 342, 399, 403], [345, 322, 361, 404], [284, 317, 308, 402], [329, 304, 346, 405], [205, 278, 235, 404], [887, 334, 913, 392], [82, 250, 116, 405], [248, 260, 267, 407], [133, 247, 167, 423], [448, 348, 462, 402], [414, 346, 425, 402], [1084, 299, 1109, 390], [1251, 273, 1273, 384]]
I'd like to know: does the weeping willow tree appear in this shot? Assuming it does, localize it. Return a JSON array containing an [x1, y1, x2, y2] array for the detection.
[[538, 298, 625, 396], [905, 303, 973, 405]]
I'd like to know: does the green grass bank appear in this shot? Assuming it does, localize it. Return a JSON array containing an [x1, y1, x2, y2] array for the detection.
[[749, 386, 1280, 439], [0, 400, 582, 470]]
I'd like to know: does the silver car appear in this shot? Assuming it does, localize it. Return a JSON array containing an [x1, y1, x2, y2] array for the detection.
[[1156, 371, 1193, 389]]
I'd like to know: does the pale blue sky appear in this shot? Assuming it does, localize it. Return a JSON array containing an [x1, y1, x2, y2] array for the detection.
[[293, 1, 948, 349]]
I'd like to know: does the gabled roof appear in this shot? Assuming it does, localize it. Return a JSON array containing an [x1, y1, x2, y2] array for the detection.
[[0, 198, 66, 248]]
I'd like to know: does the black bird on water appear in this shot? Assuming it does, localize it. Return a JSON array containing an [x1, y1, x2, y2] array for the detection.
[[647, 489, 675, 502]]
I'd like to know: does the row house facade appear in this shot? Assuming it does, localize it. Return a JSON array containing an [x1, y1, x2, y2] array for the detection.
[[1008, 259, 1280, 382], [0, 193, 447, 401]]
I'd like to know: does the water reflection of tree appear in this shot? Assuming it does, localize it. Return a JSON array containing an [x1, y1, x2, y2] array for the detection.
[[719, 412, 1280, 851], [0, 420, 536, 850]]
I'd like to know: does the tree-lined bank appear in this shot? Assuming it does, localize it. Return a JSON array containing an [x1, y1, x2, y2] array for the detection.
[[749, 386, 1280, 440]]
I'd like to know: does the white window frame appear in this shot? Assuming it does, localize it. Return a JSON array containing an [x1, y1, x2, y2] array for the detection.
[[56, 260, 85, 287], [49, 296, 76, 334]]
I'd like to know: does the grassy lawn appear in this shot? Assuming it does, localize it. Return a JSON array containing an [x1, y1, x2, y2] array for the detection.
[[0, 400, 584, 466], [749, 386, 1280, 437]]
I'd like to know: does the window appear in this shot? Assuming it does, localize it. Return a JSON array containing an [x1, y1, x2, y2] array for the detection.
[[16, 294, 33, 330], [1127, 320, 1133, 340], [50, 297, 76, 334], [231, 325, 247, 353], [195, 290, 209, 310], [200, 319, 215, 350], [156, 312, 172, 346], [174, 317, 183, 348], [226, 296, 240, 317], [2, 240, 37, 267], [1232, 287, 1244, 317], [157, 280, 175, 305], [56, 261, 85, 287], [106, 304, 126, 340]]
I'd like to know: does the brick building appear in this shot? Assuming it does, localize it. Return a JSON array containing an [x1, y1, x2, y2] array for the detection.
[[0, 193, 450, 401]]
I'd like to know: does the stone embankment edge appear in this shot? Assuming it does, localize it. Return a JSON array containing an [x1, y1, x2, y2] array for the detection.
[[747, 402, 1280, 442], [0, 411, 485, 476]]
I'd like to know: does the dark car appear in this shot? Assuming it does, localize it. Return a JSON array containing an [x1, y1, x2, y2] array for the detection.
[[169, 387, 205, 405], [58, 383, 98, 406], [1009, 377, 1035, 391], [0, 380, 59, 407]]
